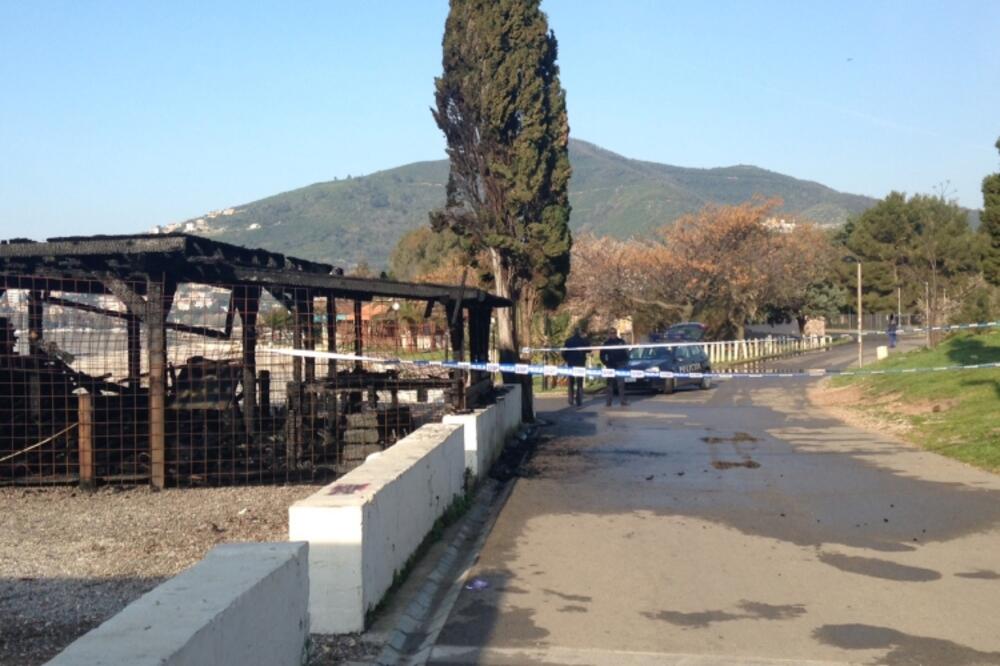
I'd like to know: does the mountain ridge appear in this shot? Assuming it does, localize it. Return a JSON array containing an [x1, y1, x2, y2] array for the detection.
[[157, 138, 878, 268]]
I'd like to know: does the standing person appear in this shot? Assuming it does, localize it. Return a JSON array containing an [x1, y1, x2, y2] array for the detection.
[[561, 328, 589, 406], [887, 313, 898, 349], [599, 328, 629, 407]]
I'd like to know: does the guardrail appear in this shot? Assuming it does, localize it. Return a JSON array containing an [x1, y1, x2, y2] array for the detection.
[[706, 335, 833, 366]]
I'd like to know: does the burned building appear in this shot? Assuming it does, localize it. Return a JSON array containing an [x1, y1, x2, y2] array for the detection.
[[0, 234, 508, 488]]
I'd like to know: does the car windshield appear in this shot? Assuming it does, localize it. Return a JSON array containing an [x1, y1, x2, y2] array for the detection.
[[629, 347, 673, 361], [667, 324, 705, 341]]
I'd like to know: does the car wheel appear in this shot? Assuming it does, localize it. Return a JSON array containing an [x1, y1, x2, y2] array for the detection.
[[700, 375, 712, 390]]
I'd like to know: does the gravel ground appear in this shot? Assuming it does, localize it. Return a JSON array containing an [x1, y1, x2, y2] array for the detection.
[[306, 633, 383, 665], [0, 483, 321, 665]]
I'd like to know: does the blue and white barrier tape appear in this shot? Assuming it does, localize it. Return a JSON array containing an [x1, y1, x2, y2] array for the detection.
[[837, 320, 1000, 337], [524, 320, 1000, 354], [261, 347, 1000, 380]]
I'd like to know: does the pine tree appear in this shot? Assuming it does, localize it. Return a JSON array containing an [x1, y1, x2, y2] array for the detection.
[[846, 192, 978, 336], [431, 0, 572, 365], [982, 137, 1000, 286]]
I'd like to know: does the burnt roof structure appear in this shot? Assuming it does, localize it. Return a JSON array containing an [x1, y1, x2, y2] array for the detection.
[[0, 233, 508, 489], [0, 233, 509, 308]]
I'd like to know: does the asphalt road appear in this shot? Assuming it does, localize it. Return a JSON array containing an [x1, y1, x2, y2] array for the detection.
[[429, 341, 1000, 665]]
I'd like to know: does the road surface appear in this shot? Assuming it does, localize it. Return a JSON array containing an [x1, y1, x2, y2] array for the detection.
[[429, 342, 1000, 665]]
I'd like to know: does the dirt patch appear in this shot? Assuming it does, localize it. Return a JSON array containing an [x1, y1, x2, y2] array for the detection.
[[711, 460, 761, 470], [810, 381, 866, 408], [808, 381, 913, 438], [0, 483, 320, 665], [894, 398, 958, 416]]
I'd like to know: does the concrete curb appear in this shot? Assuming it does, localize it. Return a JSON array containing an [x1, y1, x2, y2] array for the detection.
[[373, 475, 518, 666]]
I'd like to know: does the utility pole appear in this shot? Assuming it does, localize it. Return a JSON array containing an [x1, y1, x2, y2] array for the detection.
[[897, 287, 902, 326], [924, 281, 931, 348], [856, 262, 863, 368]]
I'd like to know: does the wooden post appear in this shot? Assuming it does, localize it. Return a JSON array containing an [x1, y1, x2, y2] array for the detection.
[[28, 290, 43, 418], [325, 296, 337, 378], [353, 300, 363, 372], [467, 305, 489, 385], [146, 278, 173, 490], [446, 301, 466, 410], [78, 393, 94, 489], [302, 293, 315, 382], [235, 286, 260, 438], [126, 313, 141, 389], [259, 370, 270, 421], [292, 291, 303, 385]]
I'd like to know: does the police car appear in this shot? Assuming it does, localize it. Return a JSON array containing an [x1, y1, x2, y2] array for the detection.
[[663, 321, 706, 342], [624, 344, 712, 394]]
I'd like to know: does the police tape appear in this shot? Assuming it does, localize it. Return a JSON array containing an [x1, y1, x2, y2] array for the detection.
[[523, 320, 1000, 354], [260, 347, 1000, 380], [836, 320, 1000, 338]]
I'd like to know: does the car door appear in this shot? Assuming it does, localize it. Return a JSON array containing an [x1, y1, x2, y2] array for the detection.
[[674, 346, 694, 387]]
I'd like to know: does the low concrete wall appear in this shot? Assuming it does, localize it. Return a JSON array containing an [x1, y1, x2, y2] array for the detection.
[[48, 542, 309, 666], [289, 422, 465, 634], [443, 383, 522, 478]]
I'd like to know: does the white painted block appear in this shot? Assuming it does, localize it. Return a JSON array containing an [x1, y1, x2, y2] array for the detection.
[[48, 542, 309, 666], [443, 384, 522, 479], [290, 422, 465, 633], [877, 345, 888, 360]]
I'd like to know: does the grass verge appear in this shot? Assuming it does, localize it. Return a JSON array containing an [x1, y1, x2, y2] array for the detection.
[[829, 330, 1000, 471]]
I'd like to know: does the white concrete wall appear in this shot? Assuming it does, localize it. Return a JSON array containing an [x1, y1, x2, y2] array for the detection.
[[48, 542, 309, 666], [497, 383, 522, 443], [289, 422, 465, 634], [443, 383, 523, 478]]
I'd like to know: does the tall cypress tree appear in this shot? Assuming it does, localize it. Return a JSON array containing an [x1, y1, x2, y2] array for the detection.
[[431, 0, 572, 364], [982, 137, 1000, 286]]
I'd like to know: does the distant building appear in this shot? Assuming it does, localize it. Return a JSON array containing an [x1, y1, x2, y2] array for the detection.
[[762, 217, 798, 233]]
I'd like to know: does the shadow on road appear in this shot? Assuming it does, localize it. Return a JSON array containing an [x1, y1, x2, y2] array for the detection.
[[948, 335, 1000, 400], [814, 623, 1000, 665]]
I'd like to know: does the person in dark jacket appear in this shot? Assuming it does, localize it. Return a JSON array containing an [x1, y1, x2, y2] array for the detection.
[[561, 328, 589, 406], [887, 313, 898, 349], [599, 328, 629, 406]]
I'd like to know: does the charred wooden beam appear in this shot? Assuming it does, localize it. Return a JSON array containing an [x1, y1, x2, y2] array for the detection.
[[27, 290, 44, 418], [300, 292, 316, 382], [41, 296, 231, 339], [325, 297, 337, 378], [127, 313, 141, 389], [234, 285, 261, 438], [353, 300, 363, 372], [100, 275, 148, 316], [231, 266, 507, 307], [445, 301, 466, 411]]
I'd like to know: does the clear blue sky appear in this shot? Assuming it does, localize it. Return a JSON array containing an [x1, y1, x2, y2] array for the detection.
[[2, 1, 997, 239]]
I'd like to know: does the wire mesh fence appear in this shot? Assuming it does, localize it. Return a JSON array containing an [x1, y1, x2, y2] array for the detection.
[[0, 275, 469, 488]]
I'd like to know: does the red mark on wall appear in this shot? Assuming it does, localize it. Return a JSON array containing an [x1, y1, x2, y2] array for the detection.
[[328, 483, 369, 495]]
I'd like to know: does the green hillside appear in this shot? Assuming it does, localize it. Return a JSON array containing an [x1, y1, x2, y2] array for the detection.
[[168, 139, 876, 268]]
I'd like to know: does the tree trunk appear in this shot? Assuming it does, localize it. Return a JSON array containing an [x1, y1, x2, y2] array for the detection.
[[490, 249, 534, 421], [490, 250, 517, 364]]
